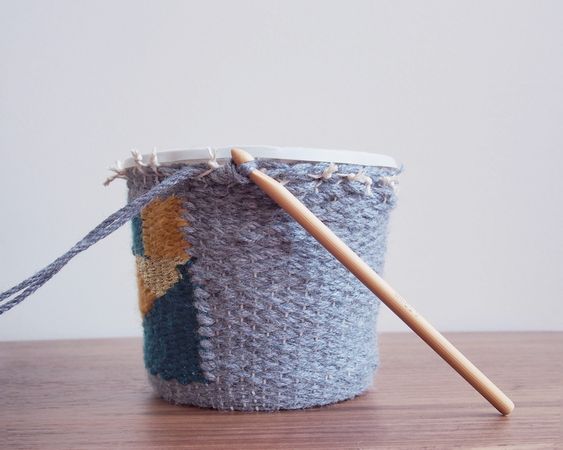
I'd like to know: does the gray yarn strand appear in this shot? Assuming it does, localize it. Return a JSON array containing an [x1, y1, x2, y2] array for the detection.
[[0, 164, 207, 315]]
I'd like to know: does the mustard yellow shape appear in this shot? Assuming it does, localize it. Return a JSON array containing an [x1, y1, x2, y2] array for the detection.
[[136, 195, 192, 316], [136, 256, 186, 298], [141, 196, 191, 260], [137, 268, 157, 316]]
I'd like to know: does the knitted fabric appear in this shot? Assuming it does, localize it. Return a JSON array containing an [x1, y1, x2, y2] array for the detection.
[[126, 159, 399, 411], [133, 195, 192, 316], [143, 260, 206, 384], [0, 164, 200, 315], [131, 215, 144, 256]]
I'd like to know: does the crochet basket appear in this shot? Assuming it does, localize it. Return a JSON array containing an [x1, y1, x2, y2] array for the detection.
[[125, 147, 399, 411]]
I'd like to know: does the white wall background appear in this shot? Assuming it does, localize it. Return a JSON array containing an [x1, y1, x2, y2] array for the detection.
[[1, 0, 561, 340]]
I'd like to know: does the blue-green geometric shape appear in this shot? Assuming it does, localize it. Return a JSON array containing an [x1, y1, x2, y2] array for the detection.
[[142, 260, 206, 384], [131, 215, 144, 256]]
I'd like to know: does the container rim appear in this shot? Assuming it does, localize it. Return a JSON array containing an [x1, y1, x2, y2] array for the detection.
[[122, 145, 399, 169]]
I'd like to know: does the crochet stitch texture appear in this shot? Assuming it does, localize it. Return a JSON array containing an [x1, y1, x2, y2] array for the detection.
[[127, 159, 399, 411]]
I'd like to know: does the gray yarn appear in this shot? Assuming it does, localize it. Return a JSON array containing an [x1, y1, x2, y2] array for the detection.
[[0, 157, 399, 411], [0, 164, 213, 315], [127, 160, 399, 411]]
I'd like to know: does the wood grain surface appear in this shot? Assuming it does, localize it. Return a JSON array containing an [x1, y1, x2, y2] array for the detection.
[[1, 332, 561, 449]]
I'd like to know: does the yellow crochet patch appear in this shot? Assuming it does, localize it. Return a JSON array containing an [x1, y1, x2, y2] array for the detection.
[[137, 270, 157, 316], [141, 196, 191, 260], [136, 256, 186, 298], [135, 195, 192, 316]]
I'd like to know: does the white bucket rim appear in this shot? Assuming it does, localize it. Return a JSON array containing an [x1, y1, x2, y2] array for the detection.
[[122, 145, 399, 169]]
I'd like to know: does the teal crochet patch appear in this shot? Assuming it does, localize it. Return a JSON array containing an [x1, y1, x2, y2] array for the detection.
[[142, 260, 206, 384], [131, 215, 144, 256]]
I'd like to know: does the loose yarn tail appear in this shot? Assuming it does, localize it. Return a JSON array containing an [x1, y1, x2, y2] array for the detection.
[[0, 165, 195, 316]]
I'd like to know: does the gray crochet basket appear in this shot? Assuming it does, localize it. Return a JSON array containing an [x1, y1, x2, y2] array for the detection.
[[125, 147, 399, 411]]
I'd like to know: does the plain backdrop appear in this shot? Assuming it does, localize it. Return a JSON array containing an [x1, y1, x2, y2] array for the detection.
[[0, 0, 561, 340]]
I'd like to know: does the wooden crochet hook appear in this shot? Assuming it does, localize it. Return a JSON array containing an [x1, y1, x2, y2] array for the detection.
[[231, 148, 514, 416]]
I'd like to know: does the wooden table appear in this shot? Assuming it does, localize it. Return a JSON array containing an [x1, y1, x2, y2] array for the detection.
[[1, 332, 561, 449]]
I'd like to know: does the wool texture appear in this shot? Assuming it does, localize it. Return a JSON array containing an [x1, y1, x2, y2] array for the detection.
[[0, 164, 200, 315], [133, 195, 192, 316], [131, 215, 144, 256], [143, 260, 206, 384], [126, 159, 399, 411]]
